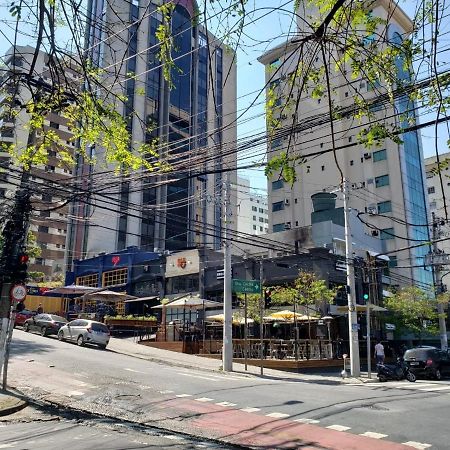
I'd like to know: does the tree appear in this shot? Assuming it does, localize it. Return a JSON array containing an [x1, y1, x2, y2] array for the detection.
[[384, 286, 440, 340], [269, 270, 337, 338]]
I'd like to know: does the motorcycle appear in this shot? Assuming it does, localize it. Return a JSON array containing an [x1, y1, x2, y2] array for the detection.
[[377, 357, 416, 382]]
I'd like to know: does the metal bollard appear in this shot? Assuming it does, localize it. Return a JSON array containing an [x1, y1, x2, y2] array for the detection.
[[341, 353, 348, 378]]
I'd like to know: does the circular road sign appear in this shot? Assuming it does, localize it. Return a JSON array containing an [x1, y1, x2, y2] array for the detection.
[[10, 284, 27, 302]]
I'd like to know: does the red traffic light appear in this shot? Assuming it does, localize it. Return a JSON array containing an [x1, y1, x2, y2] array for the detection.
[[19, 254, 29, 264]]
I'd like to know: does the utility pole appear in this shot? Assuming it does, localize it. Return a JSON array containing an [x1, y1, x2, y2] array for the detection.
[[431, 213, 448, 350], [259, 259, 264, 376], [222, 173, 233, 372], [342, 178, 360, 377]]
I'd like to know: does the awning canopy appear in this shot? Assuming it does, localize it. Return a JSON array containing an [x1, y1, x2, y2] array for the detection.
[[367, 250, 390, 262], [330, 304, 387, 315]]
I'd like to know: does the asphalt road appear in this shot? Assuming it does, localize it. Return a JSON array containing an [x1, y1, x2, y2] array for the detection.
[[5, 330, 450, 449]]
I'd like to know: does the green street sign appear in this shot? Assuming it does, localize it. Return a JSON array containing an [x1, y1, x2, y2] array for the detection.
[[232, 279, 261, 294]]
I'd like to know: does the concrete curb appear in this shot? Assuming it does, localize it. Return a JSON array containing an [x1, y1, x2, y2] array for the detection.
[[0, 390, 28, 417]]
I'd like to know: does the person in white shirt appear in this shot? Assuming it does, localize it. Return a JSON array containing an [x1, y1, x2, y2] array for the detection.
[[374, 340, 385, 365]]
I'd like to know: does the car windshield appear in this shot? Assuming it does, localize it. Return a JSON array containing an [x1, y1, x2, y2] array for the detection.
[[50, 315, 67, 322], [404, 349, 436, 360], [92, 323, 109, 333]]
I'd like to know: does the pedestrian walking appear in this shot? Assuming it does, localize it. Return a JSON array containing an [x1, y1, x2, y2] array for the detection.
[[374, 340, 385, 365], [37, 303, 43, 314]]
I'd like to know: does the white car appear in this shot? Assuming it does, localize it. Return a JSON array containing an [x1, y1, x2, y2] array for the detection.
[[58, 319, 110, 349]]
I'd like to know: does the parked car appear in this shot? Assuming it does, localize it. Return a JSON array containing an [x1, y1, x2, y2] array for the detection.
[[404, 347, 450, 380], [14, 309, 35, 327], [58, 319, 110, 349], [23, 314, 68, 336]]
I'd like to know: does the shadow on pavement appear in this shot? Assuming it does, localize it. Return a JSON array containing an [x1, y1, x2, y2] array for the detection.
[[10, 336, 56, 356]]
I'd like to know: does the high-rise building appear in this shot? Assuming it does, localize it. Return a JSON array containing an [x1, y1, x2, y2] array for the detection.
[[425, 152, 450, 289], [67, 0, 237, 265], [258, 0, 431, 288], [236, 176, 268, 236], [0, 45, 77, 280]]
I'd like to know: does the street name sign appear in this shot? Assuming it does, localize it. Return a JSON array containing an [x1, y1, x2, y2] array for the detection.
[[232, 279, 261, 294]]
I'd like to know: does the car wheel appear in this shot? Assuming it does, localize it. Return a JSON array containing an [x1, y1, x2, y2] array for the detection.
[[24, 323, 29, 332], [58, 331, 65, 341], [406, 371, 416, 382], [40, 327, 48, 337], [77, 335, 84, 347], [98, 344, 107, 350], [435, 369, 442, 381], [378, 374, 387, 382]]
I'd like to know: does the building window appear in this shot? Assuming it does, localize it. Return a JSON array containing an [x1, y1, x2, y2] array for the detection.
[[252, 206, 257, 211], [373, 149, 387, 162], [259, 226, 263, 231], [38, 225, 49, 233], [273, 223, 285, 233], [253, 225, 257, 230], [253, 215, 256, 221], [430, 201, 437, 210], [272, 201, 284, 212], [380, 228, 395, 240], [428, 186, 435, 194], [272, 179, 284, 190], [102, 268, 128, 287], [321, 165, 325, 171], [259, 208, 264, 213], [49, 122, 59, 129], [76, 273, 99, 287], [350, 160, 354, 166], [294, 198, 298, 204], [377, 201, 392, 213], [375, 174, 389, 188], [259, 217, 264, 223], [388, 256, 398, 268]]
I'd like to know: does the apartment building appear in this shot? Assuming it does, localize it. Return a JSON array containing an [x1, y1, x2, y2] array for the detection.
[[0, 45, 77, 280], [236, 176, 268, 236], [67, 0, 237, 266], [258, 0, 431, 288]]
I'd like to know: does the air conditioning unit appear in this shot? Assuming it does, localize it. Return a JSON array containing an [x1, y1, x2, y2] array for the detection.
[[284, 199, 290, 205], [371, 230, 379, 237], [367, 205, 377, 215], [284, 222, 291, 230], [364, 153, 372, 159]]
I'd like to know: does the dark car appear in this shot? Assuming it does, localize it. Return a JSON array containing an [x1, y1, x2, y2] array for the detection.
[[404, 347, 450, 380], [14, 309, 35, 327], [23, 314, 68, 337]]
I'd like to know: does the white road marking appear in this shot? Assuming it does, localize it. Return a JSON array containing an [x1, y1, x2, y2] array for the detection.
[[195, 397, 214, 402], [177, 372, 219, 381], [124, 368, 146, 374], [0, 443, 18, 449], [159, 390, 174, 394], [240, 407, 261, 413], [396, 383, 436, 389], [359, 431, 388, 439], [163, 435, 184, 441], [402, 441, 432, 449], [215, 401, 237, 407], [68, 391, 84, 396], [175, 394, 192, 398], [326, 425, 351, 432], [420, 385, 450, 391], [266, 412, 290, 419], [294, 418, 320, 424]]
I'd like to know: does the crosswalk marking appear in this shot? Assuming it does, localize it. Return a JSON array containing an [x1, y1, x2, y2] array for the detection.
[[240, 407, 261, 413], [419, 385, 450, 391], [215, 401, 237, 407], [294, 418, 320, 424], [402, 441, 432, 449], [175, 394, 192, 398], [326, 425, 351, 432], [359, 431, 388, 439], [159, 390, 174, 394], [395, 383, 436, 389], [266, 412, 290, 418], [195, 397, 214, 402]]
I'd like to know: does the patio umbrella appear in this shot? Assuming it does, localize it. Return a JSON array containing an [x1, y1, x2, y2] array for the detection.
[[264, 310, 309, 322], [152, 295, 222, 310], [206, 313, 254, 325], [83, 290, 138, 302], [44, 284, 99, 295]]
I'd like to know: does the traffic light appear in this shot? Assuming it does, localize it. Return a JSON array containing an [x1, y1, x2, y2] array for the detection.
[[362, 283, 369, 303], [264, 289, 272, 309], [16, 253, 29, 283]]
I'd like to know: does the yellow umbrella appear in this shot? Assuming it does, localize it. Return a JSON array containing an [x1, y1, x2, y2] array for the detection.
[[264, 310, 320, 322], [206, 313, 253, 325]]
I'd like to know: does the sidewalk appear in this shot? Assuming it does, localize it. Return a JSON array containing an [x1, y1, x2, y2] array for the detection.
[[0, 390, 27, 416], [108, 337, 378, 384]]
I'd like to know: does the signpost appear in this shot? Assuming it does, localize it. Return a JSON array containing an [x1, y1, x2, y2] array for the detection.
[[232, 279, 261, 294]]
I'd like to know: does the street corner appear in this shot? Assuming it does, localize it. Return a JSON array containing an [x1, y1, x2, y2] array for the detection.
[[0, 391, 27, 417]]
